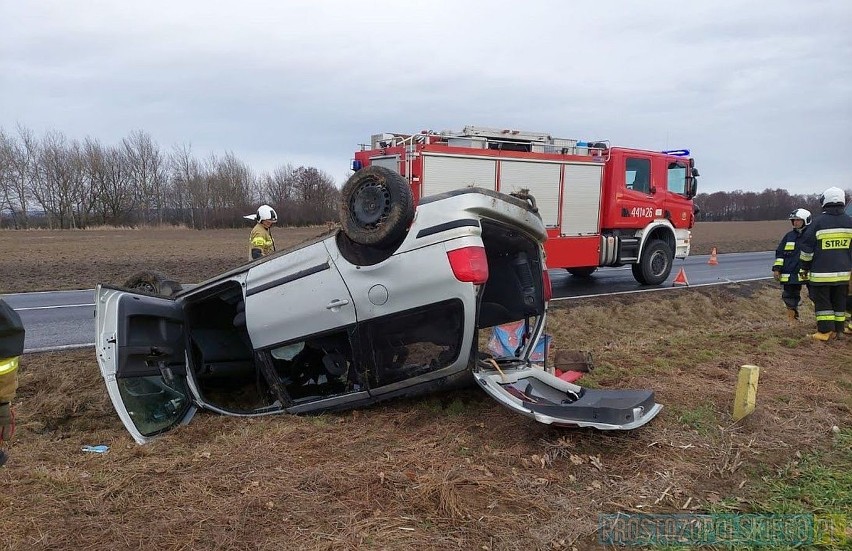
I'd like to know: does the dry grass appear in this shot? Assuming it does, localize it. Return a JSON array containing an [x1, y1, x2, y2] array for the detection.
[[2, 283, 850, 550]]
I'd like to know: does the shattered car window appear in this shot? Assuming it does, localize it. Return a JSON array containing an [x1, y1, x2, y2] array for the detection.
[[364, 299, 465, 386], [117, 375, 191, 436]]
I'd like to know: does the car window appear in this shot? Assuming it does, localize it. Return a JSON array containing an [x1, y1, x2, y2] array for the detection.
[[116, 375, 192, 437], [269, 329, 363, 402], [363, 299, 465, 387], [625, 158, 651, 194], [667, 162, 687, 195]]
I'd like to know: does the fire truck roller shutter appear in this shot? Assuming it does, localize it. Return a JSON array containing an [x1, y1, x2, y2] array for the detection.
[[500, 161, 561, 227], [560, 164, 604, 236], [421, 155, 497, 197]]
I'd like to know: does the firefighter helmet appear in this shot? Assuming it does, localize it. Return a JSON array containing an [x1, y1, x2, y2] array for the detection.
[[788, 208, 811, 226], [819, 187, 846, 207], [244, 204, 278, 223]]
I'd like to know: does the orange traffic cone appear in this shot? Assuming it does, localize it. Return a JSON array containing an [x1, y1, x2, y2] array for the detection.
[[708, 247, 719, 266], [672, 267, 689, 286]]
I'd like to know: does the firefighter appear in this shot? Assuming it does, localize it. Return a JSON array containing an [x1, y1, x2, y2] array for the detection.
[[772, 208, 812, 323], [0, 298, 25, 467], [244, 204, 278, 260], [798, 187, 852, 341]]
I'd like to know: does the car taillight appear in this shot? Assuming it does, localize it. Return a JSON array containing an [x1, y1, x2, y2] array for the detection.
[[447, 246, 489, 284], [542, 268, 552, 302]]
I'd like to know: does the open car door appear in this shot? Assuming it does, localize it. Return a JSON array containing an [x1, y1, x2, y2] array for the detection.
[[95, 285, 196, 444], [473, 321, 662, 430]]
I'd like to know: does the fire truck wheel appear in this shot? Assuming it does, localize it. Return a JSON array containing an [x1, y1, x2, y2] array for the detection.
[[123, 271, 183, 297], [567, 267, 597, 278], [631, 240, 673, 285], [339, 166, 414, 247]]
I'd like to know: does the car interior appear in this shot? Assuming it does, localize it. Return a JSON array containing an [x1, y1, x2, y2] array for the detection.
[[477, 219, 546, 330]]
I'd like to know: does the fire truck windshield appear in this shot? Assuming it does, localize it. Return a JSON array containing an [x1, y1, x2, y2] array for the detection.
[[667, 162, 688, 195]]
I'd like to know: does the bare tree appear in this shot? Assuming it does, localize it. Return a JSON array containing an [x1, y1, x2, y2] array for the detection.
[[84, 138, 136, 225], [169, 143, 208, 228], [30, 131, 89, 229], [123, 130, 166, 225], [202, 151, 257, 226], [291, 166, 339, 225], [0, 125, 39, 228]]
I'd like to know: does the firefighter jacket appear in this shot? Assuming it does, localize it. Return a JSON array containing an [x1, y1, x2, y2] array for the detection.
[[799, 206, 852, 285], [249, 223, 275, 260], [0, 299, 24, 403], [772, 228, 807, 284]]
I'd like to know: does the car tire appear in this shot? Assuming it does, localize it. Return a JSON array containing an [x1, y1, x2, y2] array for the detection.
[[123, 271, 183, 297], [631, 240, 673, 285], [567, 267, 597, 278], [339, 166, 414, 247]]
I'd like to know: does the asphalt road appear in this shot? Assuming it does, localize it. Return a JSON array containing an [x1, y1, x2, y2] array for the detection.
[[3, 251, 774, 352]]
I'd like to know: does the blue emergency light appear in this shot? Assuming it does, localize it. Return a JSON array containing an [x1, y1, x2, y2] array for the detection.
[[351, 159, 363, 171], [662, 149, 690, 156]]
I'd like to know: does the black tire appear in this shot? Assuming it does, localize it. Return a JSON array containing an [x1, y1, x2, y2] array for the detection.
[[339, 166, 414, 247], [567, 267, 597, 278], [631, 240, 673, 285], [123, 271, 183, 297]]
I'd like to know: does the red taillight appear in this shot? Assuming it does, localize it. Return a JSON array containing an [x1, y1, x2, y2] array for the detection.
[[447, 246, 489, 284], [542, 268, 552, 302]]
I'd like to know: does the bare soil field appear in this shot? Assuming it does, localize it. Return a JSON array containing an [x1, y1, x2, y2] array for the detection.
[[0, 220, 787, 293], [1, 219, 849, 549]]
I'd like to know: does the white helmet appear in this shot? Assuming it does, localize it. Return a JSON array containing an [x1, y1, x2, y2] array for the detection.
[[788, 208, 811, 225], [244, 204, 278, 222], [819, 186, 846, 207]]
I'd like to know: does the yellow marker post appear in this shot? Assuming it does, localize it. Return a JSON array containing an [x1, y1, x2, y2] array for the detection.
[[733, 365, 760, 421]]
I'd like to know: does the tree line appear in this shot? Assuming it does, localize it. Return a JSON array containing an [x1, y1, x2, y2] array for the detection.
[[694, 188, 850, 222], [0, 125, 341, 229], [3, 124, 847, 228]]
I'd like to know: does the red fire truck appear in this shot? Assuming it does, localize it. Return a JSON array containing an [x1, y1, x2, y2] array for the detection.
[[352, 126, 699, 285]]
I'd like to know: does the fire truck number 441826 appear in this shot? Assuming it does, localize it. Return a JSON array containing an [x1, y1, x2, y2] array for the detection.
[[352, 125, 699, 286]]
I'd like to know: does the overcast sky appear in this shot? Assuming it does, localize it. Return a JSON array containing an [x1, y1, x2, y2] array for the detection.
[[1, 0, 850, 194]]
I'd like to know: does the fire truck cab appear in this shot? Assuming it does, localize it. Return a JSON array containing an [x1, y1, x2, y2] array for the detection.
[[352, 126, 699, 285]]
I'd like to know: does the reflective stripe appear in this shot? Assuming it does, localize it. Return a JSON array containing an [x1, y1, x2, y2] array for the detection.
[[780, 274, 790, 283], [783, 242, 795, 251], [834, 313, 847, 322], [0, 356, 18, 376], [815, 310, 835, 321], [815, 228, 852, 239], [799, 251, 814, 261], [808, 271, 852, 283], [251, 236, 268, 247], [773, 258, 784, 267]]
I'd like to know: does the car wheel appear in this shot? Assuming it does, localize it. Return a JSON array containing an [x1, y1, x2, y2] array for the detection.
[[631, 240, 673, 285], [339, 166, 414, 247], [567, 267, 597, 278], [123, 271, 183, 297]]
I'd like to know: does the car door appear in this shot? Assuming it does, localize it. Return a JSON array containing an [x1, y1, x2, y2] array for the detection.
[[472, 331, 662, 431], [243, 239, 371, 412], [243, 239, 357, 349], [326, 235, 478, 398], [95, 285, 197, 444], [663, 158, 694, 228]]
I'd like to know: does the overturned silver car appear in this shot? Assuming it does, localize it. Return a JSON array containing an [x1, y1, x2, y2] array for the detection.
[[95, 167, 661, 443]]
